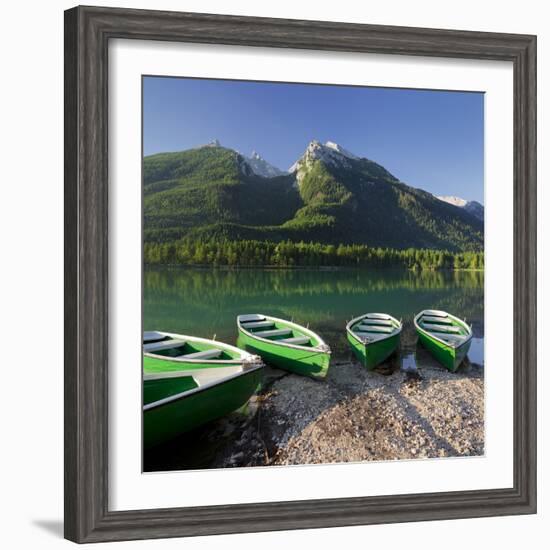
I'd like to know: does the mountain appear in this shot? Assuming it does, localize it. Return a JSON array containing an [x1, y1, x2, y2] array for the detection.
[[437, 196, 484, 221], [464, 201, 484, 221], [143, 140, 484, 252], [282, 140, 483, 250], [245, 151, 286, 178], [143, 144, 300, 243], [289, 140, 359, 175], [289, 139, 397, 183]]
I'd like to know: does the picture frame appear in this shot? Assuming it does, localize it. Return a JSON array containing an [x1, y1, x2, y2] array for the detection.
[[64, 5, 537, 543]]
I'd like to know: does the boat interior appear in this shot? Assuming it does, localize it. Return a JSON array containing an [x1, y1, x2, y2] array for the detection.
[[143, 362, 247, 406], [143, 331, 241, 361], [238, 314, 318, 348], [351, 313, 401, 343], [143, 332, 249, 405], [416, 311, 470, 345]]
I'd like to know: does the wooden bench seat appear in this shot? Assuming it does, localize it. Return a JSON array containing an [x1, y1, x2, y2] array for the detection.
[[364, 313, 391, 320], [422, 315, 452, 324], [143, 331, 167, 343], [279, 336, 310, 345], [183, 349, 222, 360], [357, 324, 393, 333], [422, 323, 461, 334], [255, 328, 292, 338], [360, 319, 393, 327], [244, 320, 275, 329], [144, 339, 186, 352], [239, 314, 266, 323], [422, 310, 448, 318]]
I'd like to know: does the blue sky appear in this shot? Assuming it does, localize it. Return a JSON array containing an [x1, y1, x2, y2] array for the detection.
[[143, 76, 484, 203]]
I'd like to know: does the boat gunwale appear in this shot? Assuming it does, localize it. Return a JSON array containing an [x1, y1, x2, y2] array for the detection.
[[346, 313, 402, 346], [237, 314, 331, 354], [143, 362, 263, 412], [413, 310, 473, 351], [143, 331, 262, 365]]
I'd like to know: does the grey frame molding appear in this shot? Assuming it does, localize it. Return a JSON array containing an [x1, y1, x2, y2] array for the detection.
[[64, 5, 537, 543]]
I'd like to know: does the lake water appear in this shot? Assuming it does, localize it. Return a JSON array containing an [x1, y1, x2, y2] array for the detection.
[[143, 266, 484, 470], [143, 267, 484, 367]]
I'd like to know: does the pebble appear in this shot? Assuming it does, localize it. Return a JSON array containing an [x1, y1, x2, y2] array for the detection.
[[208, 356, 484, 467]]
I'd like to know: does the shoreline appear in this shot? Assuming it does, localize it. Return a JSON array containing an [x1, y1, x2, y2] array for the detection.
[[144, 347, 484, 472], [144, 263, 484, 273]]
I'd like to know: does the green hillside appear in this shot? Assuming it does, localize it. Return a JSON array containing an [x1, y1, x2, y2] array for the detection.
[[144, 147, 302, 243], [143, 144, 484, 253], [288, 158, 484, 250]]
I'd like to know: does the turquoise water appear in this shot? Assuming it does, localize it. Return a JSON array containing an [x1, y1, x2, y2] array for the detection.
[[143, 266, 484, 366]]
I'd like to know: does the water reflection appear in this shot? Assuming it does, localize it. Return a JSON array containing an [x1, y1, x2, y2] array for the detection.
[[144, 266, 484, 366], [401, 353, 419, 373], [468, 338, 484, 366]]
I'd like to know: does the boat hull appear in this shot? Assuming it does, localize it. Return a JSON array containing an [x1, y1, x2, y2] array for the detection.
[[347, 331, 400, 369], [143, 366, 262, 449], [416, 330, 471, 372], [237, 331, 330, 379]]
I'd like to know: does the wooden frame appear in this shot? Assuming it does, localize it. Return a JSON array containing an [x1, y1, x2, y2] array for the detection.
[[64, 5, 537, 543]]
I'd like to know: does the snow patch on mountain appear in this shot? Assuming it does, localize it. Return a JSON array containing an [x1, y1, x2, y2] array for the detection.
[[437, 195, 484, 221], [244, 151, 286, 178], [325, 141, 359, 160], [289, 140, 360, 182], [437, 196, 468, 208]]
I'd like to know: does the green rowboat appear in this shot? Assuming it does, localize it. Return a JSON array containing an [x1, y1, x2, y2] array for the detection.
[[346, 313, 402, 369], [236, 314, 331, 379], [414, 310, 473, 372], [143, 331, 263, 449]]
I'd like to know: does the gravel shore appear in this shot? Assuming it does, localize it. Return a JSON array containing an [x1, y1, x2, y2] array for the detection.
[[216, 352, 484, 468], [144, 329, 484, 471]]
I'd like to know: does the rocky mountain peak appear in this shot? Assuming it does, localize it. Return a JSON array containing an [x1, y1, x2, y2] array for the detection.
[[288, 140, 360, 181], [244, 151, 286, 178]]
